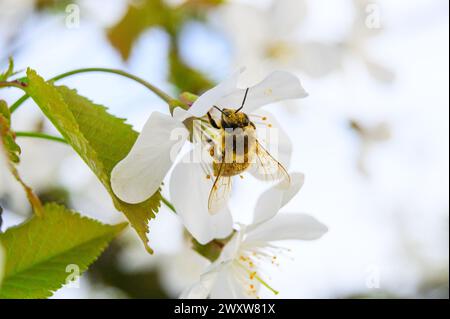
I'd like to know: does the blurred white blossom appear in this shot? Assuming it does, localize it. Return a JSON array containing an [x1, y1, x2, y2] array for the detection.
[[0, 0, 34, 46], [350, 119, 391, 175], [219, 0, 394, 84]]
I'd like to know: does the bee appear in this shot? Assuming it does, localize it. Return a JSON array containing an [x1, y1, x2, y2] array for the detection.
[[201, 88, 290, 213]]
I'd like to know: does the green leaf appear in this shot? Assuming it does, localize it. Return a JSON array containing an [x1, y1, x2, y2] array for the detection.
[[1, 100, 43, 216], [0, 100, 11, 120], [106, 0, 225, 61], [0, 203, 126, 299], [0, 243, 4, 288], [107, 0, 172, 60], [0, 100, 21, 164], [24, 69, 162, 253], [169, 44, 214, 95], [0, 57, 15, 81], [191, 238, 223, 262], [191, 234, 234, 262]]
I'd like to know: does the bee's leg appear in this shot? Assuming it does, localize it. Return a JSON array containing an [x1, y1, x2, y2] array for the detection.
[[207, 112, 221, 129]]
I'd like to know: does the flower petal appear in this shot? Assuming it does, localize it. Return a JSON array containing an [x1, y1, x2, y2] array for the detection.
[[270, 0, 307, 36], [292, 41, 343, 78], [180, 262, 225, 299], [209, 265, 250, 299], [218, 71, 308, 113], [172, 107, 190, 122], [218, 231, 245, 263], [364, 59, 395, 84], [111, 111, 188, 204], [187, 69, 242, 117], [170, 151, 233, 244], [245, 213, 328, 243], [249, 110, 293, 182], [252, 172, 305, 225]]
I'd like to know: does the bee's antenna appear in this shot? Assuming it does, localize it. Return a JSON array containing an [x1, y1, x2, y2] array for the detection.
[[235, 88, 249, 113], [213, 105, 226, 115]]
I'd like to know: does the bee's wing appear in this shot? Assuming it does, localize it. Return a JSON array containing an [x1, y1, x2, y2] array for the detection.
[[252, 141, 290, 187], [208, 160, 232, 214]]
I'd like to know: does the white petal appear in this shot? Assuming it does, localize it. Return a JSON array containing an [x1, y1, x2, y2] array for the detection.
[[159, 245, 210, 297], [218, 231, 244, 263], [170, 151, 233, 244], [209, 265, 249, 299], [364, 59, 395, 84], [187, 69, 242, 117], [218, 71, 308, 113], [245, 213, 328, 243], [180, 263, 225, 299], [220, 3, 269, 64], [252, 172, 305, 225], [270, 0, 307, 36], [172, 107, 190, 122], [293, 42, 343, 78], [111, 111, 188, 204], [248, 110, 293, 184], [250, 110, 293, 176]]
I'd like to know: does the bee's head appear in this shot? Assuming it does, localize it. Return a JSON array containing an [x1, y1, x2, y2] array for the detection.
[[220, 108, 250, 128]]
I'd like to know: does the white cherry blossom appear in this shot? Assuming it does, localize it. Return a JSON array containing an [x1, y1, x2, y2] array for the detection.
[[181, 173, 328, 299], [111, 69, 307, 244]]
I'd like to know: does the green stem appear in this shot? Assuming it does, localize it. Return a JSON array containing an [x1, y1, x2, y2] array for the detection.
[[0, 81, 26, 90], [10, 68, 188, 113], [53, 68, 175, 103], [9, 95, 29, 112], [161, 195, 176, 214], [15, 131, 68, 144]]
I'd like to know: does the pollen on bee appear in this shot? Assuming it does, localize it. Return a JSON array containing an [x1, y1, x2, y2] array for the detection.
[[206, 174, 211, 180], [240, 175, 244, 179], [268, 123, 273, 128], [262, 116, 267, 121]]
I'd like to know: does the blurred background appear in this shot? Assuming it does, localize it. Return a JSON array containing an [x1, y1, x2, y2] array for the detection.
[[0, 0, 448, 298]]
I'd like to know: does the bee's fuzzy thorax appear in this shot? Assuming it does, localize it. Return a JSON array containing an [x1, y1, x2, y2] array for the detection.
[[221, 109, 250, 128]]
